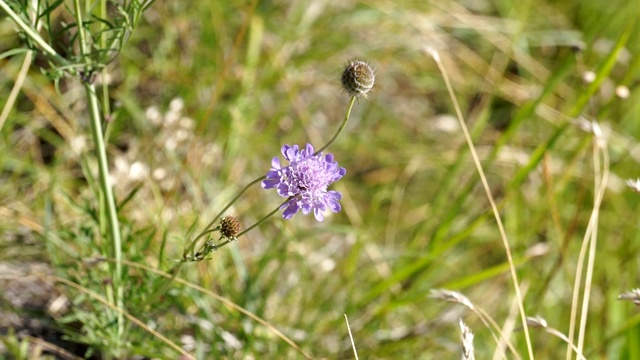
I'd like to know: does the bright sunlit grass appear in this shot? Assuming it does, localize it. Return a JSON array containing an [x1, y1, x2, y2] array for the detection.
[[1, 0, 640, 359]]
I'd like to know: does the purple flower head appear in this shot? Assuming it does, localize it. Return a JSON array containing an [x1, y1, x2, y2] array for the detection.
[[261, 143, 346, 221]]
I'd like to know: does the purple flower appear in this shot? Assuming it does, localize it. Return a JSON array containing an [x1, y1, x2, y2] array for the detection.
[[262, 144, 346, 221]]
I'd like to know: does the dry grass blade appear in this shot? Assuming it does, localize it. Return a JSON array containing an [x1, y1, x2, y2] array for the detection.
[[345, 314, 359, 360], [426, 47, 534, 359]]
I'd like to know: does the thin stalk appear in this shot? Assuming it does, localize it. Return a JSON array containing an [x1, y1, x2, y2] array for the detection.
[[237, 199, 288, 238], [193, 93, 356, 248], [315, 96, 356, 155], [427, 48, 535, 359], [565, 133, 609, 360], [345, 315, 359, 360], [207, 176, 265, 233], [577, 136, 609, 355], [187, 93, 357, 256], [74, 0, 124, 348], [99, 0, 111, 120], [185, 176, 266, 255], [85, 81, 124, 349], [211, 200, 288, 251]]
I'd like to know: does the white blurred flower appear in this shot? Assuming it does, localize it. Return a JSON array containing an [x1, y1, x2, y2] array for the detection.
[[69, 135, 87, 155], [145, 106, 162, 125], [115, 156, 129, 174], [165, 110, 180, 126], [129, 161, 149, 181], [582, 71, 596, 84], [164, 137, 178, 151], [169, 97, 184, 113], [616, 85, 630, 99], [153, 167, 167, 180], [175, 129, 190, 142], [180, 117, 195, 130]]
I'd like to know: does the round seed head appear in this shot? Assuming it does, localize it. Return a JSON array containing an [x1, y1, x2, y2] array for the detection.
[[220, 215, 240, 238], [341, 59, 375, 97]]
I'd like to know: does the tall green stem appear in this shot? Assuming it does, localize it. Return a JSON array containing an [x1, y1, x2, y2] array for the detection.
[[75, 0, 124, 349], [85, 81, 124, 340]]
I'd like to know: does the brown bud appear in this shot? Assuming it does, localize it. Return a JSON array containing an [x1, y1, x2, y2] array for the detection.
[[220, 215, 240, 238]]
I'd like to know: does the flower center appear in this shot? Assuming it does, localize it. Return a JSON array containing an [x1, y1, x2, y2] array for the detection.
[[288, 157, 328, 196]]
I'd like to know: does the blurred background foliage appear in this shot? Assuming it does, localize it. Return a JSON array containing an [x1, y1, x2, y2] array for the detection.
[[1, 0, 640, 358]]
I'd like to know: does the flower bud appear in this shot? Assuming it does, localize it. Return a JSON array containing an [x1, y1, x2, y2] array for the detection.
[[220, 215, 240, 238], [341, 59, 375, 98]]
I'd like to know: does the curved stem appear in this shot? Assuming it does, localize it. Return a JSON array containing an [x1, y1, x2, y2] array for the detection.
[[211, 199, 289, 251], [237, 198, 289, 238], [187, 176, 266, 251], [315, 96, 356, 155], [187, 93, 357, 257]]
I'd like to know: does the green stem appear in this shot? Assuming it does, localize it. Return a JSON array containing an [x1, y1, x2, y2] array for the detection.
[[73, 0, 88, 55], [99, 0, 111, 120], [185, 175, 266, 254], [75, 0, 124, 349], [211, 200, 288, 251], [154, 199, 287, 314], [209, 176, 266, 231], [315, 96, 356, 155], [186, 93, 357, 257], [85, 80, 124, 350]]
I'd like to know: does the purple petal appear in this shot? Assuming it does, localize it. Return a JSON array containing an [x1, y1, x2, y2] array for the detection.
[[277, 183, 289, 196], [281, 144, 291, 157], [282, 201, 299, 219], [305, 143, 314, 155], [264, 143, 346, 221], [328, 199, 341, 213], [261, 178, 280, 189], [314, 207, 324, 221], [271, 157, 281, 169], [284, 145, 299, 161], [265, 170, 280, 179], [301, 201, 313, 214], [326, 191, 342, 212]]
